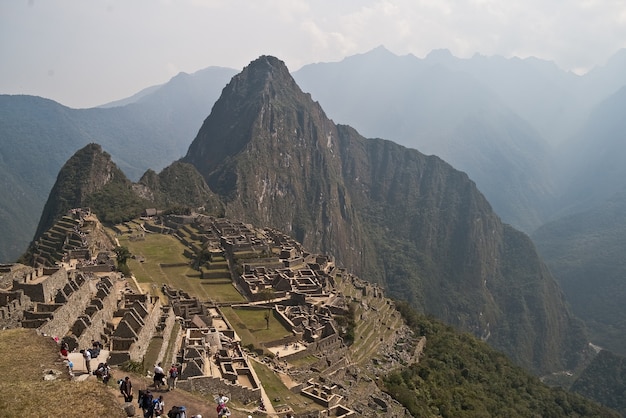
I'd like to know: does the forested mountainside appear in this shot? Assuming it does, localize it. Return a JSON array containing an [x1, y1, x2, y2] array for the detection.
[[570, 349, 626, 417], [390, 302, 619, 417], [532, 190, 626, 357]]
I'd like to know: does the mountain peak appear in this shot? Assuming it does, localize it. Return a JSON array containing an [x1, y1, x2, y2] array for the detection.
[[245, 55, 289, 74], [182, 55, 323, 182], [235, 55, 295, 94], [425, 48, 456, 64]]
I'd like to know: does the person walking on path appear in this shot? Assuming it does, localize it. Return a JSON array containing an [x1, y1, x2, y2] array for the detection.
[[215, 393, 229, 416], [140, 389, 154, 418], [153, 362, 165, 390], [168, 364, 179, 391], [152, 395, 164, 417], [120, 376, 133, 403]]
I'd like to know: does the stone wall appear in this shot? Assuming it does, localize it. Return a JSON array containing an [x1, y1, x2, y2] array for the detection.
[[12, 268, 70, 303], [109, 296, 162, 364], [155, 306, 176, 365], [0, 289, 30, 328], [73, 276, 119, 350], [31, 272, 95, 337]]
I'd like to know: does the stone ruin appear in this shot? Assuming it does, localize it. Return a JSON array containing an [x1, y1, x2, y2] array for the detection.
[[0, 209, 166, 367], [162, 285, 263, 406]]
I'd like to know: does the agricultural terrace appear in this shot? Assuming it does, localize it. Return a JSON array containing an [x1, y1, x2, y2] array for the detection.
[[110, 222, 245, 303]]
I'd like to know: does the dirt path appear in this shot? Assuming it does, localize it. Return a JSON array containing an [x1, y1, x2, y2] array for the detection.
[[107, 369, 259, 418]]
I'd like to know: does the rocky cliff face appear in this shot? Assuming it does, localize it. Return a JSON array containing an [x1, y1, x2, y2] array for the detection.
[[182, 56, 587, 374]]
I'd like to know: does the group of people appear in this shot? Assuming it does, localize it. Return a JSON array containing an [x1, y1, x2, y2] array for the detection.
[[138, 389, 165, 418], [153, 362, 179, 391], [118, 365, 254, 418]]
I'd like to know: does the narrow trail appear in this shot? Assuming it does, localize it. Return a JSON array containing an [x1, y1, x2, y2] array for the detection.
[[106, 369, 263, 418]]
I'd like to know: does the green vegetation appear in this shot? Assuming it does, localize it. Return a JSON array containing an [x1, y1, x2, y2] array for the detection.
[[162, 321, 181, 367], [571, 350, 626, 416], [221, 307, 291, 348], [381, 302, 620, 418], [250, 360, 323, 414], [85, 180, 150, 225], [115, 229, 244, 303], [120, 360, 144, 374], [113, 245, 131, 276], [533, 192, 626, 356], [143, 337, 164, 374]]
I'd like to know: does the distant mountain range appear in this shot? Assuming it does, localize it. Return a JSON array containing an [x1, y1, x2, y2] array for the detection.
[[292, 46, 626, 232], [0, 67, 235, 262]]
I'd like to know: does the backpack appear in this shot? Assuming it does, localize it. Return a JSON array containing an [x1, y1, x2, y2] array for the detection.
[[139, 390, 153, 409], [152, 398, 162, 412], [167, 406, 180, 418], [170, 368, 178, 378], [167, 406, 184, 418]]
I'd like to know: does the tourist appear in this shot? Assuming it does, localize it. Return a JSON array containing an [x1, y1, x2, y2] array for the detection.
[[121, 376, 133, 403], [140, 389, 154, 418], [218, 406, 231, 417], [90, 339, 102, 357], [168, 364, 179, 390], [65, 358, 74, 375], [81, 348, 91, 374], [95, 362, 111, 384], [60, 340, 69, 357], [154, 362, 165, 389], [152, 395, 164, 417], [216, 393, 229, 415]]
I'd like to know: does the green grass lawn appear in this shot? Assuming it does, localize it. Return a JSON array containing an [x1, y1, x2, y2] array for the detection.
[[115, 230, 245, 303], [221, 307, 292, 349], [143, 336, 164, 373], [250, 360, 323, 414]]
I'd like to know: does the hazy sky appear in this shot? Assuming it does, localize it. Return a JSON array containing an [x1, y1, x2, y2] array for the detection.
[[2, 0, 625, 108]]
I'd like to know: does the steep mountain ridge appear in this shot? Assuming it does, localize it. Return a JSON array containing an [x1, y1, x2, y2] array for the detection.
[[182, 56, 587, 374], [293, 48, 558, 233], [33, 143, 135, 240]]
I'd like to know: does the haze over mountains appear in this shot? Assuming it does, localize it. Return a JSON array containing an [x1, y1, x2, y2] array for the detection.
[[3, 47, 626, 383], [3, 47, 626, 264]]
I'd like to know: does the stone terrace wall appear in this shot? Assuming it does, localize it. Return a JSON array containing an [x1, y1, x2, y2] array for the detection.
[[72, 276, 119, 350], [12, 268, 69, 303], [0, 289, 30, 329], [155, 306, 176, 364], [29, 272, 94, 336], [110, 296, 162, 364]]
